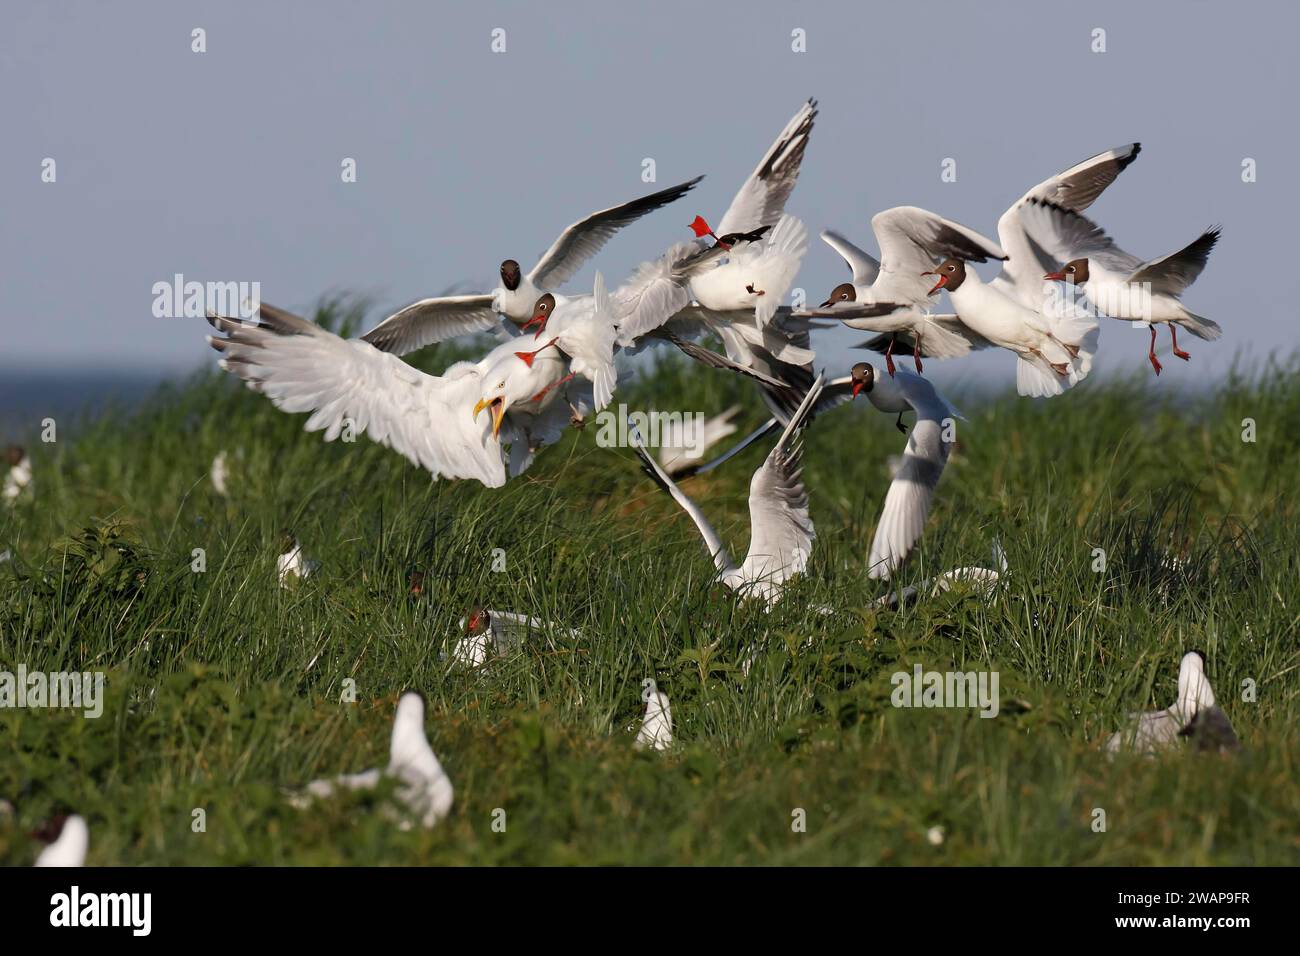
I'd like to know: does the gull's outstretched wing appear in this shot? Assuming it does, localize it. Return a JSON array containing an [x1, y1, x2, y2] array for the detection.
[[360, 294, 497, 355], [208, 304, 505, 487], [530, 176, 705, 290]]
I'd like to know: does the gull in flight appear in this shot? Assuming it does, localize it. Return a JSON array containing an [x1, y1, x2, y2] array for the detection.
[[849, 363, 961, 580], [656, 405, 743, 476], [207, 274, 618, 487], [359, 176, 704, 353], [630, 376, 823, 606], [617, 100, 821, 371], [634, 681, 674, 751], [1024, 197, 1221, 376], [34, 814, 88, 867], [1104, 651, 1236, 755], [289, 691, 454, 829], [848, 144, 1142, 384], [800, 207, 1007, 375]]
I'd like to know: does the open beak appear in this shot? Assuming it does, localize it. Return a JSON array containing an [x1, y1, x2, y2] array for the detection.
[[1043, 271, 1066, 281], [922, 271, 947, 296], [851, 381, 863, 399], [472, 396, 507, 438]]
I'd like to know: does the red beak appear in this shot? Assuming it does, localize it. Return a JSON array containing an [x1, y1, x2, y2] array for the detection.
[[851, 381, 863, 399], [922, 271, 947, 296], [1043, 271, 1066, 281]]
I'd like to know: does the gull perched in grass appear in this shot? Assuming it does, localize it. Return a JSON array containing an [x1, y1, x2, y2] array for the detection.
[[849, 363, 961, 579], [634, 682, 673, 751], [3, 446, 32, 503], [450, 606, 579, 668], [289, 691, 454, 829], [34, 814, 88, 867], [276, 532, 319, 588], [210, 450, 231, 497], [875, 540, 1007, 606], [358, 175, 703, 352], [1105, 651, 1236, 754], [630, 376, 823, 606]]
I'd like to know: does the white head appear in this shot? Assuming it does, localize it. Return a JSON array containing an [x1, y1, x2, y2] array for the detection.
[[473, 348, 558, 438], [1175, 650, 1215, 718]]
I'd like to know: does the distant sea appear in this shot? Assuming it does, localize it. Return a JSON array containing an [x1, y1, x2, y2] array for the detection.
[[0, 367, 188, 444]]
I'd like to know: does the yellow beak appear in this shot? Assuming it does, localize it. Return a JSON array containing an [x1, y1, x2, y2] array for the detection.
[[472, 397, 507, 438]]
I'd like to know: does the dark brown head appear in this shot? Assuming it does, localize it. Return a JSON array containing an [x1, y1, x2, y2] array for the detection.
[[278, 529, 297, 554], [821, 282, 857, 308], [4, 445, 24, 467], [500, 259, 522, 291], [850, 362, 874, 398], [923, 259, 966, 294], [465, 606, 490, 635], [408, 571, 426, 597], [530, 293, 555, 326], [1044, 258, 1089, 285]]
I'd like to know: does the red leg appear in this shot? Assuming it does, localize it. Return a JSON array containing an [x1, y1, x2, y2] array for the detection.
[[1169, 324, 1190, 361], [529, 372, 575, 405], [885, 333, 898, 377], [913, 330, 924, 374], [1148, 325, 1162, 376]]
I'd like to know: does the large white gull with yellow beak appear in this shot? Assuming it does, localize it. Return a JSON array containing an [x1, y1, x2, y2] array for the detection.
[[206, 284, 618, 488]]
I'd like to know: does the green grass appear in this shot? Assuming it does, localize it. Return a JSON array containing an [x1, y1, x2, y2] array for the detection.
[[1, 300, 1297, 865]]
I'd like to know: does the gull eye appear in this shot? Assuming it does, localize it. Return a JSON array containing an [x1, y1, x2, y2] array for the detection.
[[1066, 266, 1075, 274], [840, 292, 848, 300]]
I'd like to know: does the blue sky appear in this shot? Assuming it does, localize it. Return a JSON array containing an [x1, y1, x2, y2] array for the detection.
[[3, 0, 1293, 395]]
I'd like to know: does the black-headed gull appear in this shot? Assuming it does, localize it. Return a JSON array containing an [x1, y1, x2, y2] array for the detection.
[[450, 606, 579, 668], [802, 208, 1007, 375], [875, 540, 1007, 606], [1104, 651, 1231, 754], [849, 363, 961, 580], [358, 176, 703, 353], [634, 682, 674, 751], [34, 814, 88, 867], [1024, 199, 1221, 376], [924, 257, 1098, 398], [290, 691, 454, 829], [616, 100, 819, 369], [3, 446, 32, 503], [989, 143, 1142, 307], [630, 376, 823, 606], [276, 532, 319, 587]]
